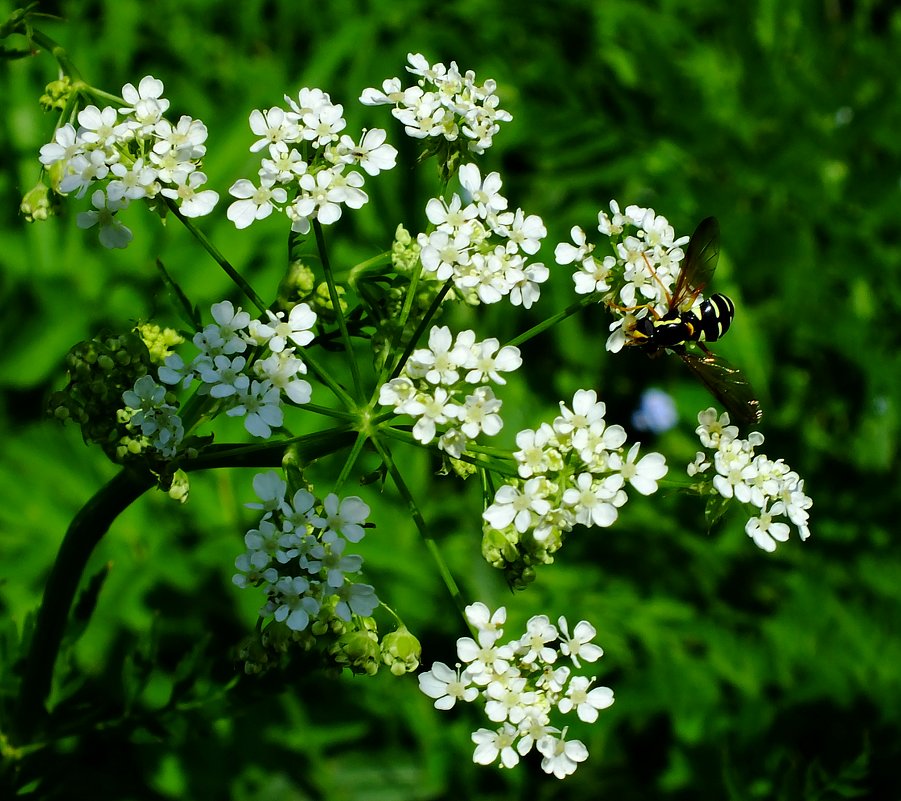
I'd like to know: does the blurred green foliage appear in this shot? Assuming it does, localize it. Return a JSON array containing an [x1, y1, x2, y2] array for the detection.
[[2, 0, 900, 798]]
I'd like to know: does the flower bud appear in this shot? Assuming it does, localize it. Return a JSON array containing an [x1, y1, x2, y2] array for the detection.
[[20, 182, 53, 222], [329, 629, 380, 676], [380, 626, 422, 676]]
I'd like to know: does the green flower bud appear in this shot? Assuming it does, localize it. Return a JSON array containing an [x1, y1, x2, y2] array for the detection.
[[311, 281, 347, 319], [276, 260, 317, 308], [481, 523, 520, 570], [391, 225, 421, 274], [48, 331, 155, 461], [380, 626, 422, 677], [167, 469, 190, 504], [20, 182, 53, 222], [329, 629, 381, 676]]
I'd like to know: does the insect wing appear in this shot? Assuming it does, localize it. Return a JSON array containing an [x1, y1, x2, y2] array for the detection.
[[678, 350, 762, 425], [673, 217, 720, 308]]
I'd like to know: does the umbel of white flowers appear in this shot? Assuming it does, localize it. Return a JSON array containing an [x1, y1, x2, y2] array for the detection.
[[419, 603, 614, 779]]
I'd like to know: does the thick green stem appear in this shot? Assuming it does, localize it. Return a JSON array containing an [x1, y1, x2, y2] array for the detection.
[[12, 427, 357, 744], [14, 467, 155, 742]]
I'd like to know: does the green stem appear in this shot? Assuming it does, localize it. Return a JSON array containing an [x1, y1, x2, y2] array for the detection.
[[378, 425, 520, 479], [333, 430, 369, 493], [14, 467, 155, 742], [370, 435, 469, 623], [506, 292, 601, 348], [23, 27, 84, 81], [312, 220, 364, 401], [299, 346, 356, 408], [12, 427, 358, 744], [389, 277, 454, 380], [164, 199, 267, 314], [346, 250, 392, 286]]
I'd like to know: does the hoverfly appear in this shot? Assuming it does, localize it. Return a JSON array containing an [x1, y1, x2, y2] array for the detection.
[[626, 217, 762, 425]]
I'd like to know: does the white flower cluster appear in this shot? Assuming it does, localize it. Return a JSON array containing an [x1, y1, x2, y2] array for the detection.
[[378, 325, 522, 458], [120, 374, 184, 458], [227, 87, 397, 233], [419, 603, 613, 779], [483, 389, 667, 543], [158, 300, 316, 438], [233, 472, 379, 632], [688, 408, 812, 552], [417, 163, 549, 308], [39, 75, 217, 248], [554, 199, 694, 352], [360, 52, 512, 154]]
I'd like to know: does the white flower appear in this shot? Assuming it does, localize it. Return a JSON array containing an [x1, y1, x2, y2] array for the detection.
[[609, 442, 668, 495], [553, 389, 607, 437], [536, 730, 589, 779], [458, 386, 503, 439], [152, 115, 208, 160], [554, 226, 594, 265], [513, 424, 560, 479], [558, 676, 614, 723], [745, 503, 792, 552], [254, 350, 311, 405], [294, 167, 350, 224], [483, 478, 552, 534], [198, 354, 249, 398], [247, 303, 317, 353], [272, 575, 319, 631], [161, 170, 219, 217], [77, 103, 125, 148], [227, 380, 283, 438], [406, 387, 459, 444], [419, 662, 478, 710], [557, 618, 604, 667], [573, 254, 615, 295], [120, 75, 169, 129], [248, 106, 299, 152], [310, 493, 370, 543], [507, 260, 549, 309], [464, 339, 521, 385], [334, 581, 379, 619], [472, 724, 520, 769], [59, 150, 110, 198], [246, 472, 289, 515], [336, 127, 397, 175], [458, 163, 508, 217], [107, 159, 159, 202], [76, 189, 132, 249], [227, 175, 287, 229], [465, 603, 507, 643], [561, 472, 622, 528], [39, 123, 79, 167], [519, 615, 558, 665]]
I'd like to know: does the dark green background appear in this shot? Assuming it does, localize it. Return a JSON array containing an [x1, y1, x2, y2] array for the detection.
[[2, 0, 900, 798]]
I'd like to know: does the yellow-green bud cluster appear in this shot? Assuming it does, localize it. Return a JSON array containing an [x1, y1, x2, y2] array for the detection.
[[391, 224, 421, 274], [240, 610, 422, 678], [275, 260, 317, 310], [47, 331, 154, 458], [136, 323, 184, 365], [310, 281, 347, 321], [39, 77, 74, 112]]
